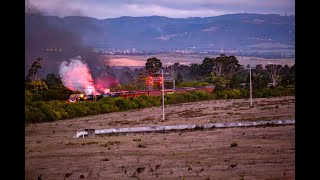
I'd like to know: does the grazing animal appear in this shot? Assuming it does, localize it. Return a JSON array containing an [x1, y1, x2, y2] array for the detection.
[[188, 163, 193, 172], [226, 163, 238, 171], [134, 167, 145, 174]]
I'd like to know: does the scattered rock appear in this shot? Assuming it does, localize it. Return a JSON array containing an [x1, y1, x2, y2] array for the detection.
[[64, 173, 72, 179]]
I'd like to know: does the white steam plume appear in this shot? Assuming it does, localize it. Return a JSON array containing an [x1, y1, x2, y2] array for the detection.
[[59, 56, 97, 95]]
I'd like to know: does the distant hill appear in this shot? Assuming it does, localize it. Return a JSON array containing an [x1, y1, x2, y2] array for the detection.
[[25, 13, 295, 51], [25, 13, 295, 75]]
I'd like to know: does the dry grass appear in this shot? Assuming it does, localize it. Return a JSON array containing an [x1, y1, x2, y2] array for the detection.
[[25, 96, 295, 179]]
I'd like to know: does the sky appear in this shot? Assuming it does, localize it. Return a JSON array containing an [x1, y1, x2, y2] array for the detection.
[[26, 0, 295, 19]]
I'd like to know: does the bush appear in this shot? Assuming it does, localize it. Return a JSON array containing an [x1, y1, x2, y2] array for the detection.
[[132, 97, 148, 108], [226, 89, 241, 99], [260, 88, 272, 97], [215, 91, 228, 99], [166, 93, 188, 104], [114, 98, 129, 110], [25, 106, 47, 123], [177, 81, 211, 87], [253, 90, 264, 98], [146, 96, 161, 106], [25, 85, 295, 123], [239, 88, 249, 98], [42, 89, 71, 101], [184, 92, 199, 102]]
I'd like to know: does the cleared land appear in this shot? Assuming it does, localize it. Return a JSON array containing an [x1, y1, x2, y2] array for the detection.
[[106, 54, 295, 67], [25, 96, 295, 179]]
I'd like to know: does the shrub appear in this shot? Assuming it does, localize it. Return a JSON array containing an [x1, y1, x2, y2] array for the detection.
[[114, 98, 129, 110], [253, 90, 263, 98], [25, 85, 295, 123], [226, 89, 241, 99], [215, 91, 228, 99], [166, 93, 188, 104], [178, 81, 212, 87], [239, 88, 249, 98], [260, 88, 272, 97], [185, 92, 199, 102]]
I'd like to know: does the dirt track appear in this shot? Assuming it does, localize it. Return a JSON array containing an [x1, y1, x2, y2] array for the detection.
[[25, 96, 295, 179]]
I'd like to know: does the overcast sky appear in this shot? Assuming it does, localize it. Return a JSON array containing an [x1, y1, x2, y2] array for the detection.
[[26, 0, 295, 19]]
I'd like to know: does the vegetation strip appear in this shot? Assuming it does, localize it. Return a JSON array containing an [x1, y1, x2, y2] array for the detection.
[[25, 54, 295, 124], [74, 119, 295, 138], [26, 87, 295, 123]]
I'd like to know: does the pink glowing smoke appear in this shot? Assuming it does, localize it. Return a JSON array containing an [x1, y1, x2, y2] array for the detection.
[[59, 56, 110, 95], [95, 74, 119, 93]]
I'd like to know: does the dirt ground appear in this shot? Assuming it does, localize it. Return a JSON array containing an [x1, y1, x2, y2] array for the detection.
[[25, 96, 295, 180]]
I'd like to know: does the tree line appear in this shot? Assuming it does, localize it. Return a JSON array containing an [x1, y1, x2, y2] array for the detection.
[[25, 55, 295, 123], [145, 54, 295, 89], [25, 54, 295, 101]]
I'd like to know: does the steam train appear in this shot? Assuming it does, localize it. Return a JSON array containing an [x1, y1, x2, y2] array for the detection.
[[68, 86, 215, 103]]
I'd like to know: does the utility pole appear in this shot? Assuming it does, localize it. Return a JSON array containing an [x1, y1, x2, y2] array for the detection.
[[249, 64, 253, 107], [162, 69, 165, 121]]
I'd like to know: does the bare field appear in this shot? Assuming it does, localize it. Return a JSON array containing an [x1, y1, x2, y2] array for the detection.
[[25, 96, 295, 179], [105, 54, 295, 67]]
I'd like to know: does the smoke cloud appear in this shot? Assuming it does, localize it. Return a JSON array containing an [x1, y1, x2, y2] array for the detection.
[[25, 0, 103, 75], [59, 56, 113, 95], [59, 56, 97, 95], [95, 76, 118, 94], [59, 56, 97, 94]]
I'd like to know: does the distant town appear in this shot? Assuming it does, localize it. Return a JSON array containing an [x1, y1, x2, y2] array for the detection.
[[85, 48, 295, 58]]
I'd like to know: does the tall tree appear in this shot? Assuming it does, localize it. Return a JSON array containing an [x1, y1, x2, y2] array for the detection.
[[279, 65, 291, 86], [200, 57, 214, 76], [265, 64, 283, 87], [189, 63, 201, 78], [145, 57, 162, 75], [119, 68, 134, 84], [229, 69, 247, 89], [212, 54, 241, 77], [250, 64, 268, 89], [289, 64, 295, 84], [176, 72, 183, 85], [27, 80, 48, 93], [223, 55, 241, 76], [26, 58, 43, 82], [168, 62, 191, 80], [44, 73, 63, 88]]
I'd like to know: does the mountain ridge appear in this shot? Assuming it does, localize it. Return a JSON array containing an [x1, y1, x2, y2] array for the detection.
[[25, 13, 295, 50]]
